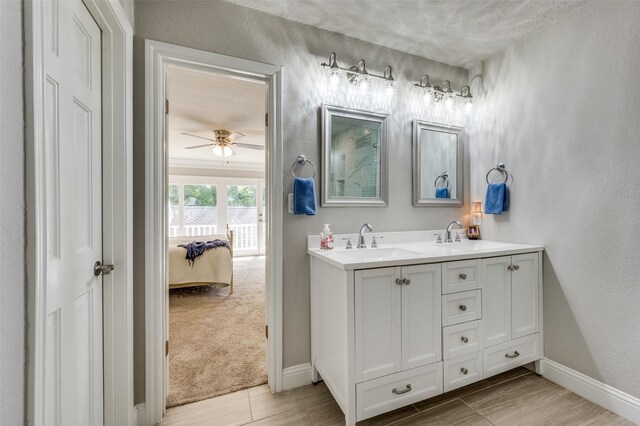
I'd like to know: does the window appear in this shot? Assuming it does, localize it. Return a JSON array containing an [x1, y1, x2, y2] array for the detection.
[[168, 183, 218, 237]]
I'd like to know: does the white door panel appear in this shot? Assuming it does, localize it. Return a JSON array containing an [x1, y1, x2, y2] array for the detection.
[[511, 253, 539, 339], [481, 256, 511, 347], [44, 0, 103, 424]]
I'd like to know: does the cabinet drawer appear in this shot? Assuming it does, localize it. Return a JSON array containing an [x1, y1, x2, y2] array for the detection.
[[442, 290, 482, 326], [442, 260, 479, 294], [483, 333, 540, 378], [356, 363, 443, 421], [444, 353, 483, 392], [443, 321, 480, 360]]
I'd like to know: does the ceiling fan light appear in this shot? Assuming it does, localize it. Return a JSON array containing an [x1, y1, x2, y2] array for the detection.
[[222, 146, 234, 157], [212, 145, 223, 157]]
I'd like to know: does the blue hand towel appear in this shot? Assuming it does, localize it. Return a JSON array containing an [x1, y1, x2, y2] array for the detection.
[[484, 183, 509, 214], [435, 187, 450, 199], [293, 177, 317, 215]]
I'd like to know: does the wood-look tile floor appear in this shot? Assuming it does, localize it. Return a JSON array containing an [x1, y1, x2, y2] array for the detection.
[[161, 367, 635, 426]]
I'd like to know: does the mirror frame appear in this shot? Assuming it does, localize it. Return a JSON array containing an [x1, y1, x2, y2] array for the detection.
[[321, 104, 389, 207], [412, 120, 464, 207]]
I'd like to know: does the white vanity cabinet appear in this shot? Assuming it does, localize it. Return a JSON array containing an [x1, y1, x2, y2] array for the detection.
[[355, 264, 442, 382], [480, 253, 541, 378], [309, 239, 543, 426]]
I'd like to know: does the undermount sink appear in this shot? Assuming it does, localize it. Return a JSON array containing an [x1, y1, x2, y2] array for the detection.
[[330, 247, 421, 261]]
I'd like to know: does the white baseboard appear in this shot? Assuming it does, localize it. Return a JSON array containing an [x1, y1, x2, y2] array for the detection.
[[282, 363, 313, 391], [134, 403, 147, 426], [541, 358, 640, 424]]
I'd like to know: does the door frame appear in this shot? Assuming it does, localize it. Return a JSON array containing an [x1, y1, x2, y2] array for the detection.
[[25, 0, 134, 425], [144, 40, 284, 424]]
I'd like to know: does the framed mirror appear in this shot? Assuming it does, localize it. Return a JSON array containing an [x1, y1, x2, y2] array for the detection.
[[321, 104, 388, 206], [412, 120, 464, 206]]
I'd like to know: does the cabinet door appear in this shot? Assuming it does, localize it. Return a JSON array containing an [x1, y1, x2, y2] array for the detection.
[[401, 264, 441, 370], [481, 256, 511, 347], [511, 253, 539, 339], [355, 267, 402, 382]]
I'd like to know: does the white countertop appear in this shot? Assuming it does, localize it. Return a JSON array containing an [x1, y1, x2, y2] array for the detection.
[[308, 232, 544, 270]]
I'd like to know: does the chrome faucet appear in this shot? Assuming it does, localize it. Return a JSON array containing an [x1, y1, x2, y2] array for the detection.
[[357, 223, 373, 248], [445, 221, 463, 243]]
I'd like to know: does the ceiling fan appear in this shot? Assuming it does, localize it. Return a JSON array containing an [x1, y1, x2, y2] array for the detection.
[[182, 129, 264, 157]]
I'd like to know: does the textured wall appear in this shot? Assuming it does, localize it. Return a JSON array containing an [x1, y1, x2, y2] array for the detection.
[[0, 0, 25, 424], [469, 1, 640, 398], [133, 0, 469, 403]]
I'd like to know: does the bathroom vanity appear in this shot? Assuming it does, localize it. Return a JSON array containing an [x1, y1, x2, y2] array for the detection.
[[308, 231, 543, 425]]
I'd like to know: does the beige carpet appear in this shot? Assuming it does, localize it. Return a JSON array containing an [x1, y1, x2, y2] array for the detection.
[[167, 257, 267, 408]]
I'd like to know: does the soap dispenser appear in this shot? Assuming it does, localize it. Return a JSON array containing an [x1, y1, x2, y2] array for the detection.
[[321, 224, 334, 250]]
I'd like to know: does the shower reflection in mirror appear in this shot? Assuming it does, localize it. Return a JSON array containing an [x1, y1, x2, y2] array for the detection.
[[413, 120, 464, 206], [321, 104, 388, 206]]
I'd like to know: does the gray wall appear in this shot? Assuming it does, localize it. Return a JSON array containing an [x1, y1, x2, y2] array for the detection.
[[469, 1, 640, 399], [133, 0, 469, 403], [0, 0, 25, 424]]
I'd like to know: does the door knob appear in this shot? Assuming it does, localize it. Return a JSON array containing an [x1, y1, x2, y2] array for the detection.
[[94, 261, 115, 276]]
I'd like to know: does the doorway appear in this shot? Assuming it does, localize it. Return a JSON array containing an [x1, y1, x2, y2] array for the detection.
[[145, 40, 283, 423]]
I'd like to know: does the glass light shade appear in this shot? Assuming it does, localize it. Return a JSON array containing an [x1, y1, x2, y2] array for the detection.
[[356, 74, 372, 98], [212, 145, 223, 157], [444, 93, 455, 111], [423, 88, 433, 107], [464, 98, 474, 114], [384, 79, 397, 102], [327, 67, 341, 91], [222, 145, 234, 157]]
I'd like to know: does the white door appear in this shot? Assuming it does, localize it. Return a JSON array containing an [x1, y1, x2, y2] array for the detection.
[[355, 267, 402, 382], [401, 264, 441, 370], [511, 253, 539, 339], [480, 256, 511, 348], [44, 1, 104, 424]]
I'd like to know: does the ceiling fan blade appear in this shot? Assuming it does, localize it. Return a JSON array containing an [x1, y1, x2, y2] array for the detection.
[[233, 142, 265, 150], [227, 131, 245, 141], [184, 143, 215, 150], [181, 132, 216, 142]]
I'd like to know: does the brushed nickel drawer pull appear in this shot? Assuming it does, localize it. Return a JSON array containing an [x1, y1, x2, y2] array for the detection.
[[392, 384, 412, 395], [514, 264, 520, 270], [459, 273, 467, 280], [403, 278, 411, 285], [507, 265, 513, 271], [459, 304, 467, 312], [460, 336, 469, 343], [505, 350, 520, 359], [460, 367, 468, 375], [395, 278, 403, 285]]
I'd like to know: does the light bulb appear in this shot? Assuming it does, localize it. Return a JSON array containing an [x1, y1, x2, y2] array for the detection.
[[423, 89, 433, 107], [464, 98, 473, 114], [327, 67, 341, 91], [212, 145, 223, 157]]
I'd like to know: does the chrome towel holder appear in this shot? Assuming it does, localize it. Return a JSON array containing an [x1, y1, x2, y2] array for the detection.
[[486, 163, 509, 184], [434, 172, 451, 189], [291, 155, 316, 178]]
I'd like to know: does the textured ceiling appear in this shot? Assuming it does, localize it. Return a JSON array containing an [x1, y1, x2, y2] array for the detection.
[[223, 0, 585, 68], [166, 66, 266, 169]]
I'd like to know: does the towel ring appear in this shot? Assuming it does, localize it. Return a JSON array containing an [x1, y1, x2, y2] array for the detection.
[[291, 155, 316, 178], [486, 163, 509, 184], [434, 172, 451, 190]]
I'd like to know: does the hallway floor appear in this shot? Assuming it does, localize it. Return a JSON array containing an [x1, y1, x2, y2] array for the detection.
[[160, 366, 633, 425]]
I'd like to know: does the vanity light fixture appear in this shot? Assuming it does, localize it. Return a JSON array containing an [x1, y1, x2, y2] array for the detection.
[[322, 52, 397, 102], [414, 75, 474, 116]]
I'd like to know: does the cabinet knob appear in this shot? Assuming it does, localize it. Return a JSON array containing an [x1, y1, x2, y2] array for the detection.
[[514, 264, 520, 270], [460, 336, 469, 343], [507, 265, 513, 271], [460, 367, 469, 375], [459, 273, 467, 280], [459, 304, 467, 312], [392, 384, 412, 395], [395, 278, 403, 285], [403, 278, 411, 285], [505, 350, 520, 359]]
